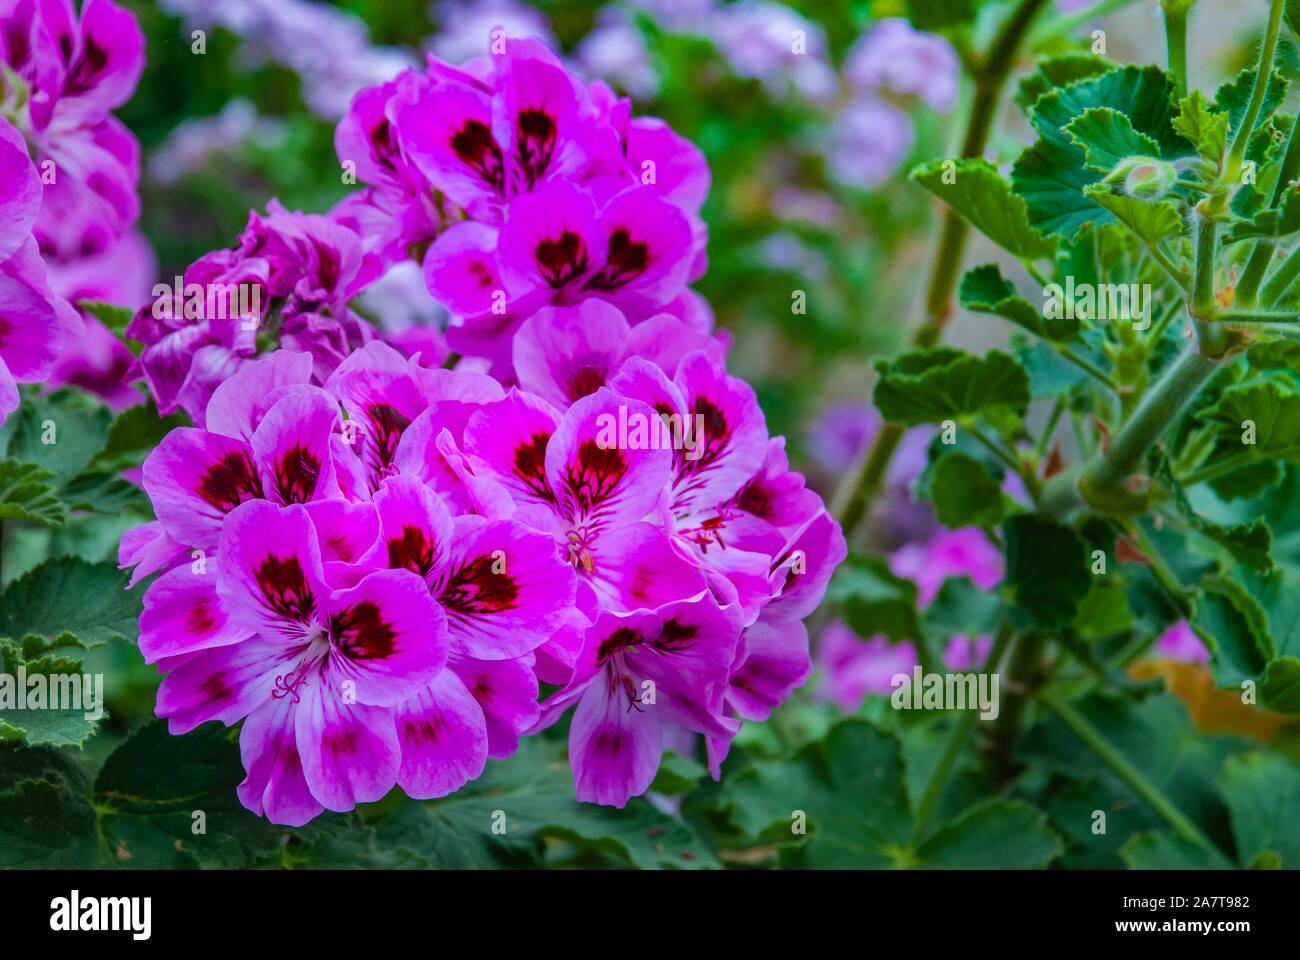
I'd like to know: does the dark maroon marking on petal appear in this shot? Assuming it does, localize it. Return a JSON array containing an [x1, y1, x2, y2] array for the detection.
[[58, 33, 73, 65], [4, 23, 29, 69], [325, 726, 361, 760], [584, 228, 650, 291], [365, 403, 411, 474], [329, 600, 398, 660], [310, 238, 341, 292], [197, 450, 264, 512], [450, 119, 505, 193], [734, 477, 773, 520], [515, 109, 557, 190], [198, 672, 231, 705], [255, 555, 316, 623], [386, 524, 439, 578], [512, 432, 554, 501], [273, 445, 322, 504], [402, 713, 448, 745], [654, 618, 698, 653], [188, 599, 219, 637], [597, 626, 642, 664], [566, 363, 608, 403], [470, 678, 493, 701], [326, 534, 357, 561], [467, 258, 496, 289], [593, 728, 626, 754], [534, 231, 588, 288], [63, 35, 109, 96], [440, 555, 519, 618], [370, 118, 397, 164], [562, 441, 628, 515], [676, 397, 732, 497]]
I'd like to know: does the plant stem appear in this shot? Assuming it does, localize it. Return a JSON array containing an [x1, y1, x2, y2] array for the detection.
[[1236, 112, 1300, 306], [835, 0, 1049, 538], [1057, 346, 1120, 391], [1180, 450, 1259, 487], [909, 622, 1013, 846], [1080, 347, 1220, 503], [1260, 242, 1300, 305], [1163, 3, 1189, 98], [1039, 688, 1221, 855], [1222, 0, 1287, 188]]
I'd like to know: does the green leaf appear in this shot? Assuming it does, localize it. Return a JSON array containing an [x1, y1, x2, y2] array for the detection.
[[1012, 65, 1188, 237], [1198, 378, 1300, 461], [1213, 68, 1290, 144], [1001, 514, 1090, 630], [0, 557, 143, 649], [377, 734, 718, 869], [910, 159, 1056, 259], [0, 459, 66, 525], [649, 751, 708, 795], [872, 347, 1031, 426], [916, 799, 1062, 869], [923, 576, 1002, 640], [903, 0, 976, 31], [1221, 752, 1300, 868], [1015, 53, 1116, 116], [1192, 576, 1272, 687], [724, 721, 1060, 869], [1082, 184, 1185, 246], [960, 264, 1077, 341], [58, 470, 150, 515], [1066, 107, 1162, 173], [928, 452, 1006, 529], [1119, 831, 1235, 869], [92, 720, 285, 868], [0, 639, 104, 747], [1156, 456, 1272, 571], [1226, 184, 1300, 242], [4, 389, 113, 485], [0, 744, 99, 868], [76, 300, 134, 334], [96, 399, 189, 471], [829, 553, 921, 644], [1172, 89, 1229, 162], [1075, 578, 1136, 638]]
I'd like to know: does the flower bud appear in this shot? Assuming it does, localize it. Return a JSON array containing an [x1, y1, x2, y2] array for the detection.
[[1106, 156, 1177, 200]]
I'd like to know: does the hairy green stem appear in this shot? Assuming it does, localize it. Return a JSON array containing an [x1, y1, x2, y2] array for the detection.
[[1236, 112, 1300, 306], [909, 622, 1013, 846], [1224, 0, 1286, 184], [1163, 4, 1189, 98], [1040, 688, 1222, 855], [1180, 450, 1260, 487], [1260, 242, 1300, 304], [1043, 345, 1221, 515]]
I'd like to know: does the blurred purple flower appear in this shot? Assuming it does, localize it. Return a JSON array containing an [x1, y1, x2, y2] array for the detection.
[[843, 18, 959, 112], [574, 9, 659, 100], [827, 96, 914, 189], [710, 1, 837, 102], [148, 99, 287, 185], [427, 0, 557, 63], [889, 526, 1003, 606], [815, 619, 917, 710]]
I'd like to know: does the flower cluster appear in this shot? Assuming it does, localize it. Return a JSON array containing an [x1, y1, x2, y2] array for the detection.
[[118, 24, 843, 822], [0, 116, 80, 425], [0, 0, 152, 408], [124, 325, 842, 817]]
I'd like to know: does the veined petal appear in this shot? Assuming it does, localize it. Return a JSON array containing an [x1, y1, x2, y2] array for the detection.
[[395, 668, 488, 798]]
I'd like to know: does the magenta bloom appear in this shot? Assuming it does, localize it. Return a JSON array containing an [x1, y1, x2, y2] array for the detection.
[[153, 500, 448, 825], [126, 201, 379, 424], [0, 117, 78, 425], [535, 594, 743, 806]]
